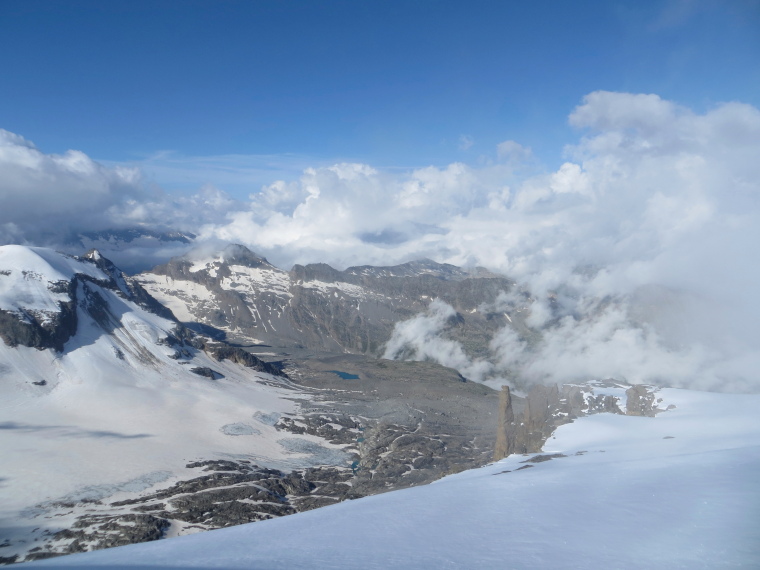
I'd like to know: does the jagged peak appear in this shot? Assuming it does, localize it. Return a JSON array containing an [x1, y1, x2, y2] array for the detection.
[[81, 249, 125, 281], [83, 248, 103, 261], [218, 243, 272, 267]]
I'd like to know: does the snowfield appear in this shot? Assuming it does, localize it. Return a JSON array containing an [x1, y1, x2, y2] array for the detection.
[[0, 246, 350, 560], [0, 246, 104, 318], [17, 388, 760, 569]]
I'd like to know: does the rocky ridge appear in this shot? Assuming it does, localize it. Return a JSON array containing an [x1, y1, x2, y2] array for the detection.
[[136, 244, 518, 357]]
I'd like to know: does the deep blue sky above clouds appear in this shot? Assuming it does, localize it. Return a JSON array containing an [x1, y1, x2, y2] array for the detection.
[[1, 0, 758, 194]]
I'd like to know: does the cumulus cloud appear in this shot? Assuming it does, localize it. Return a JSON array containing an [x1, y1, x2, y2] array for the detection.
[[202, 92, 760, 288], [203, 90, 754, 392], [383, 291, 755, 392], [486, 299, 737, 392], [3, 90, 759, 391], [0, 130, 243, 269], [0, 129, 143, 237]]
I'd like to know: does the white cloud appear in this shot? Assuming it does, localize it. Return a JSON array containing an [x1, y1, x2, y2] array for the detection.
[[3, 90, 759, 390], [383, 299, 493, 382], [496, 140, 532, 165], [0, 130, 246, 270], [0, 129, 143, 234], [458, 134, 474, 151], [197, 93, 759, 320]]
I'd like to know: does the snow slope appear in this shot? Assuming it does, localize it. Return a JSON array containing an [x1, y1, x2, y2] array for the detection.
[[17, 388, 760, 569], [0, 246, 349, 559], [0, 245, 103, 319]]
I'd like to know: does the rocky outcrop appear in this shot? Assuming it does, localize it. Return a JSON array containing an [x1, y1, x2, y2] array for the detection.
[[0, 291, 77, 352], [189, 366, 223, 380], [493, 386, 516, 459], [625, 384, 659, 416], [207, 345, 287, 377], [493, 381, 630, 461], [522, 384, 563, 452]]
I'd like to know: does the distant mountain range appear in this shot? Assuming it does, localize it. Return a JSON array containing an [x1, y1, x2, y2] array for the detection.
[[137, 243, 518, 359]]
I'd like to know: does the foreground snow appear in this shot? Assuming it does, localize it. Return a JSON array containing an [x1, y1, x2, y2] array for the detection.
[[19, 388, 760, 569]]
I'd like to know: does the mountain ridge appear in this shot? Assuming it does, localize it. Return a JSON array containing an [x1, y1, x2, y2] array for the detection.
[[137, 244, 517, 357]]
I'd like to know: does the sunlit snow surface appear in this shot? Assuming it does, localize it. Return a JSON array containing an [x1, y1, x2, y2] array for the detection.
[[18, 389, 760, 569], [0, 246, 348, 558], [0, 246, 104, 318]]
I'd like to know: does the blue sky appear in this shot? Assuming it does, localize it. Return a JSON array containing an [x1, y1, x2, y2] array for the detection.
[[1, 0, 758, 196]]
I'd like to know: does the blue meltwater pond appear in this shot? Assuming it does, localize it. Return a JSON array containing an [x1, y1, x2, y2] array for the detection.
[[329, 370, 359, 380]]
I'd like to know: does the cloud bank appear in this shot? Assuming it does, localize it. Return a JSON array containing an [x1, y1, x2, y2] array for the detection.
[[2, 91, 759, 391], [0, 130, 242, 269]]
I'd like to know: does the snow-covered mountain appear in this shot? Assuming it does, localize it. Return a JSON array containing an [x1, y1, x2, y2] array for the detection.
[[0, 245, 357, 562], [136, 244, 516, 355], [15, 387, 760, 569]]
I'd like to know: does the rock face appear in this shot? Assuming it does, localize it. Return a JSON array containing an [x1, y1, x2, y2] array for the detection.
[[493, 386, 515, 460], [626, 384, 659, 416], [83, 249, 176, 322], [0, 288, 77, 352], [137, 244, 517, 357], [493, 381, 644, 461]]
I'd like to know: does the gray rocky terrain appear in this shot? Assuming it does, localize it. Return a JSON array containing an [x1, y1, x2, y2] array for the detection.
[[136, 244, 519, 358], [14, 348, 669, 563]]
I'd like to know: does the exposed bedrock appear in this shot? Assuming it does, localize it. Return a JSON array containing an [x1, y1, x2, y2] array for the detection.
[[493, 381, 666, 461], [138, 246, 519, 357], [0, 296, 77, 352]]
